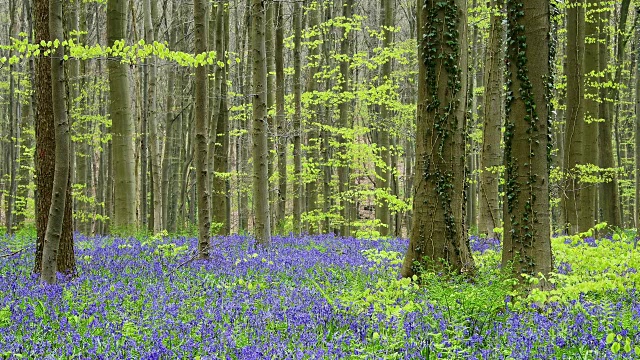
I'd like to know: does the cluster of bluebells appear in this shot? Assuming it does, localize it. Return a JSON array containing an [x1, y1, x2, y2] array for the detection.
[[0, 233, 638, 359]]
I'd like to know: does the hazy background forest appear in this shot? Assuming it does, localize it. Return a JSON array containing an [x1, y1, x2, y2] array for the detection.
[[0, 0, 640, 358], [0, 0, 638, 243]]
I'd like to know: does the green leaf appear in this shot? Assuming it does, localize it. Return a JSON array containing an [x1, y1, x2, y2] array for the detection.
[[612, 342, 621, 354], [606, 333, 615, 344]]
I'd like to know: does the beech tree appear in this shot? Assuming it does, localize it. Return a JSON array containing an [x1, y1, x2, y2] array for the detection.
[[401, 0, 475, 278], [501, 0, 553, 288]]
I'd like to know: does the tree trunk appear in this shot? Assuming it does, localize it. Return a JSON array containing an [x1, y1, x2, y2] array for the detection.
[[401, 0, 475, 278], [275, 0, 286, 232], [212, 0, 231, 236], [107, 0, 137, 232], [292, 1, 303, 234], [635, 5, 640, 228], [376, 0, 393, 236], [34, 0, 74, 275], [41, 0, 72, 284], [338, 0, 354, 236], [162, 26, 178, 232], [194, 0, 211, 257], [578, 0, 600, 231], [252, 0, 271, 245], [501, 0, 553, 289], [305, 0, 321, 234], [596, 9, 618, 227], [562, 0, 585, 234]]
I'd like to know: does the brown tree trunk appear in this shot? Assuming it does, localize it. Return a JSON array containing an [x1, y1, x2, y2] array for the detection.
[[401, 0, 475, 278], [501, 0, 553, 289], [292, 1, 303, 234]]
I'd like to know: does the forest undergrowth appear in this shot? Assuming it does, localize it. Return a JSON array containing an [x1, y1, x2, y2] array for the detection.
[[0, 230, 639, 359]]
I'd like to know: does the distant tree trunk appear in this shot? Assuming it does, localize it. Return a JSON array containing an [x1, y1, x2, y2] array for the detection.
[[562, 0, 585, 234], [40, 0, 72, 284], [107, 0, 137, 232], [305, 0, 321, 234], [501, 0, 553, 288], [212, 0, 231, 236], [376, 0, 393, 236], [5, 0, 17, 235], [401, 0, 475, 278], [338, 0, 354, 236], [596, 8, 617, 227], [635, 5, 640, 228], [34, 0, 75, 276], [144, 0, 162, 233], [275, 0, 286, 232], [162, 27, 178, 232], [252, 0, 271, 245], [194, 0, 211, 257], [478, 0, 503, 239], [579, 0, 599, 231], [292, 1, 303, 234]]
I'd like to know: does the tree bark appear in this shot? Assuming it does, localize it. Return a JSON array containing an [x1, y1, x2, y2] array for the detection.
[[41, 0, 71, 284], [194, 0, 211, 257], [274, 0, 286, 232], [401, 0, 475, 278], [478, 0, 503, 239], [562, 0, 585, 233], [252, 0, 271, 245], [107, 0, 137, 232], [292, 1, 303, 234], [501, 0, 553, 288]]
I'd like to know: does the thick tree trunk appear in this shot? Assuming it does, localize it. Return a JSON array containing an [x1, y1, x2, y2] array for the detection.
[[401, 0, 475, 278], [107, 0, 137, 232], [252, 0, 271, 245], [194, 0, 211, 257], [562, 1, 585, 233], [41, 0, 71, 284], [501, 0, 553, 289]]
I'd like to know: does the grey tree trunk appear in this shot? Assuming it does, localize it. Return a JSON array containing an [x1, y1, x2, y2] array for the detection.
[[107, 0, 137, 232], [252, 0, 271, 245], [562, 0, 585, 234], [376, 0, 393, 236], [305, 0, 321, 234], [275, 1, 286, 232], [635, 5, 640, 228], [338, 0, 354, 236], [194, 0, 211, 257], [292, 1, 303, 234], [478, 0, 503, 239], [501, 0, 553, 289], [41, 0, 71, 284]]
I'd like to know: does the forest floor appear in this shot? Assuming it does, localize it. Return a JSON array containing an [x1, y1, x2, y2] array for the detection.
[[0, 231, 639, 359]]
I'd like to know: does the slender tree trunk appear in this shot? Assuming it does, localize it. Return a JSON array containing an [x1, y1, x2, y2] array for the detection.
[[275, 0, 286, 232], [144, 0, 162, 233], [501, 0, 553, 289], [478, 0, 503, 239], [401, 0, 475, 278], [579, 0, 599, 231], [635, 5, 640, 228], [596, 8, 618, 227], [305, 0, 321, 234], [563, 0, 585, 234], [212, 1, 231, 236], [376, 0, 393, 236], [252, 0, 271, 245], [338, 0, 354, 236], [5, 0, 17, 235], [194, 0, 211, 257], [162, 27, 177, 232], [292, 1, 303, 234], [41, 0, 71, 284], [107, 0, 137, 232]]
